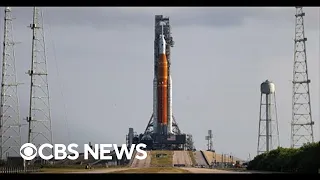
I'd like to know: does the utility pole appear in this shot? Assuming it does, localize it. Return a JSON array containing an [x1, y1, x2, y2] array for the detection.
[[27, 7, 53, 163], [222, 153, 224, 163], [0, 7, 22, 161], [291, 7, 314, 148]]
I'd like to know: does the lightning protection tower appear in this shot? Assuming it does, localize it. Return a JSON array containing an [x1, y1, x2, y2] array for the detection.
[[257, 80, 280, 155], [291, 7, 314, 148], [205, 130, 213, 151], [26, 7, 53, 157], [0, 7, 22, 160]]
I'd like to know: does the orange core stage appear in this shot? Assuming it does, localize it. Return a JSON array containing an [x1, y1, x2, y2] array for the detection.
[[157, 54, 168, 126]]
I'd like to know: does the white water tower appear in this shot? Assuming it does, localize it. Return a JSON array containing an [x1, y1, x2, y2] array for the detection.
[[257, 80, 280, 155]]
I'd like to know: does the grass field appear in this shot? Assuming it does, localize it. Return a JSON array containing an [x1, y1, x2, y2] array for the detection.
[[112, 167, 190, 173], [40, 168, 95, 173], [216, 167, 247, 172], [150, 150, 173, 167], [39, 167, 115, 173], [41, 164, 87, 169]]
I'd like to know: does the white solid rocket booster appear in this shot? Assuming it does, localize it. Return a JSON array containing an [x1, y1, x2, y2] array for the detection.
[[153, 78, 158, 132], [167, 75, 173, 134]]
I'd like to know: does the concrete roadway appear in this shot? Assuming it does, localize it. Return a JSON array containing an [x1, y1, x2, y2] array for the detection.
[[173, 151, 192, 167], [193, 151, 208, 167], [130, 152, 151, 168]]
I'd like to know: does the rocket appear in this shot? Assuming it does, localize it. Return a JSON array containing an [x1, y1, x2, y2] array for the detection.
[[153, 28, 173, 135]]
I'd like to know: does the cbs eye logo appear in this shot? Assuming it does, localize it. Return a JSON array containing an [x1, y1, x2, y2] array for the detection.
[[20, 143, 38, 160]]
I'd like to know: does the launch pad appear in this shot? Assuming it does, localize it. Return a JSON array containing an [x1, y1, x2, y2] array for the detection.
[[130, 132, 188, 150], [125, 15, 194, 151]]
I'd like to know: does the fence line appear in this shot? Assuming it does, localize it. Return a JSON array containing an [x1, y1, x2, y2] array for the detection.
[[0, 166, 40, 174]]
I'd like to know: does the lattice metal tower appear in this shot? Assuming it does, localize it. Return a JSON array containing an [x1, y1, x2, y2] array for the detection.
[[257, 80, 280, 155], [144, 15, 181, 135], [186, 134, 194, 150], [205, 130, 213, 151], [0, 7, 22, 160], [291, 7, 314, 148], [26, 7, 53, 155]]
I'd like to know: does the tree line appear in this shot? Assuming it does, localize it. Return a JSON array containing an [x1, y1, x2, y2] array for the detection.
[[247, 141, 320, 173]]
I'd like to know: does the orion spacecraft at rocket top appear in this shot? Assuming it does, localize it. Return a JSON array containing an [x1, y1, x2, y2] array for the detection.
[[153, 26, 173, 136]]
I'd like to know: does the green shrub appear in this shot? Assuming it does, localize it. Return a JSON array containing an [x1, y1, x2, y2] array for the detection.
[[247, 141, 320, 173]]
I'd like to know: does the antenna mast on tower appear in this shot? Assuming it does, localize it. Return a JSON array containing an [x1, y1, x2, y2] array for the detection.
[[0, 7, 22, 160], [291, 7, 314, 148], [26, 7, 53, 155]]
